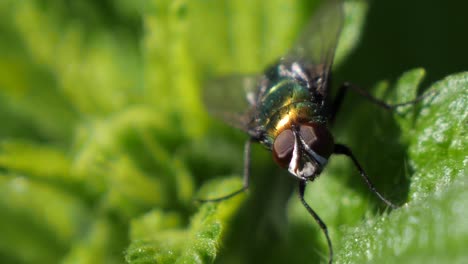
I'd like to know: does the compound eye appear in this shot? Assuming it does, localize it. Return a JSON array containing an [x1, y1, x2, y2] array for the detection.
[[299, 125, 318, 147], [299, 124, 334, 159], [272, 129, 295, 168]]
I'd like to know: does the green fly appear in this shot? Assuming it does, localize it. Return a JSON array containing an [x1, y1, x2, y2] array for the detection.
[[201, 1, 426, 263]]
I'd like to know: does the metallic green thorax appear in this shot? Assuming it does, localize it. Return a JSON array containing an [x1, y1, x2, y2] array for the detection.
[[252, 63, 329, 149]]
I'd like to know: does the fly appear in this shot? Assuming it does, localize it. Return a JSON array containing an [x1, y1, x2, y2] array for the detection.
[[200, 1, 428, 263]]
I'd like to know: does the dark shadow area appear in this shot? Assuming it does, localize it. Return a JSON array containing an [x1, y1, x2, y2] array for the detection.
[[336, 0, 468, 89]]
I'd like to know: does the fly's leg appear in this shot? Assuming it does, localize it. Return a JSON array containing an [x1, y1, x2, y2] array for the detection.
[[330, 82, 432, 123], [196, 138, 252, 202], [333, 143, 397, 209], [298, 180, 333, 264]]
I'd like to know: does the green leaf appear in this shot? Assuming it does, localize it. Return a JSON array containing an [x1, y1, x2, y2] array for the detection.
[[335, 72, 467, 263], [126, 177, 245, 263], [407, 73, 467, 201], [0, 174, 91, 263]]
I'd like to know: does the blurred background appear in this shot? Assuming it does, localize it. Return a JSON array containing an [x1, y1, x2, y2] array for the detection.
[[0, 0, 466, 263], [337, 0, 468, 88]]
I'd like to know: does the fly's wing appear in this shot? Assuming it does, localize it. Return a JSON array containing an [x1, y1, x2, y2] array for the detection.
[[204, 1, 342, 131], [203, 74, 259, 132], [285, 0, 343, 96]]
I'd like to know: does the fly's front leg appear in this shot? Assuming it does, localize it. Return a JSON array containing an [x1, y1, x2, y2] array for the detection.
[[196, 138, 252, 202], [333, 143, 397, 209], [298, 180, 333, 264]]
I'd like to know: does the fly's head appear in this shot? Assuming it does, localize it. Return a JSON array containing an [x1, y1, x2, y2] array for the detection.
[[272, 122, 334, 180]]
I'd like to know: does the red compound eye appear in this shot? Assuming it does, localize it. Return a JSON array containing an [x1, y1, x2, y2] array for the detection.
[[272, 129, 295, 168], [299, 124, 334, 159]]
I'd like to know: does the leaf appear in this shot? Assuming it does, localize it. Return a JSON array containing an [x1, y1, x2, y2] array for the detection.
[[0, 174, 91, 263], [125, 177, 245, 264], [335, 72, 468, 263]]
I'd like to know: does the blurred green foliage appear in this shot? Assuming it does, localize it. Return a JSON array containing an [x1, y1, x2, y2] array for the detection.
[[0, 0, 466, 264]]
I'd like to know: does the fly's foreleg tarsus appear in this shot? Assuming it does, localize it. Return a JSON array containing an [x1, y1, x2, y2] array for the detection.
[[333, 143, 398, 209], [195, 138, 252, 203], [298, 180, 333, 264]]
